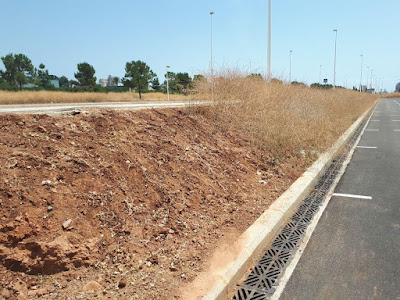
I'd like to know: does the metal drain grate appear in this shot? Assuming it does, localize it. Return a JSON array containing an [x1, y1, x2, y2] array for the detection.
[[232, 121, 367, 300]]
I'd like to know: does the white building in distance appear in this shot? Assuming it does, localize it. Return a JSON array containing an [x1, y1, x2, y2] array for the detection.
[[99, 75, 118, 87]]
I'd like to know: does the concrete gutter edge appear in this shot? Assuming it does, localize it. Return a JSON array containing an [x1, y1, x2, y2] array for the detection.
[[203, 103, 377, 300]]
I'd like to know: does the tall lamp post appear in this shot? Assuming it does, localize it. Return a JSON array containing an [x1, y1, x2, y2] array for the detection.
[[210, 11, 215, 101], [166, 65, 170, 101], [319, 64, 322, 84], [370, 69, 373, 89], [333, 29, 338, 88], [366, 66, 369, 90], [289, 50, 293, 83], [267, 0, 272, 81], [360, 54, 363, 92]]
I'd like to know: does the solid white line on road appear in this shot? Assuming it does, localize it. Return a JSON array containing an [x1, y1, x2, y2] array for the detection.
[[392, 120, 400, 122], [332, 193, 372, 200], [394, 100, 400, 106], [370, 120, 380, 121], [365, 129, 379, 131], [390, 115, 400, 116], [356, 146, 377, 149], [394, 129, 400, 132]]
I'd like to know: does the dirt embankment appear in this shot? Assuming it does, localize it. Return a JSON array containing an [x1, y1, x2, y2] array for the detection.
[[0, 108, 310, 299]]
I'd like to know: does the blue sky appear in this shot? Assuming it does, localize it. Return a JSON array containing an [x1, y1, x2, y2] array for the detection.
[[1, 0, 399, 91]]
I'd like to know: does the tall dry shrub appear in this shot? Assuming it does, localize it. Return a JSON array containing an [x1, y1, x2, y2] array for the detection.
[[193, 70, 378, 157], [0, 91, 190, 104]]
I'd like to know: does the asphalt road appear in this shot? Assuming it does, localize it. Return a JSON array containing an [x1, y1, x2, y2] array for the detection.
[[280, 99, 400, 300], [0, 100, 208, 114]]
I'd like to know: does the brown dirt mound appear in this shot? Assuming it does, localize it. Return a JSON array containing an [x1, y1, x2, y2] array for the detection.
[[0, 108, 310, 299]]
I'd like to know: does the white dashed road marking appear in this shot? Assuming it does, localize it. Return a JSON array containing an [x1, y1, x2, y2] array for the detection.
[[356, 146, 377, 149], [332, 193, 372, 200]]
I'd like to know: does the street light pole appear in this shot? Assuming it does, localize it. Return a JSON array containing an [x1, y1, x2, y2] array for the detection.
[[319, 65, 322, 84], [360, 54, 363, 92], [333, 29, 338, 88], [267, 0, 272, 81], [210, 11, 215, 101], [289, 50, 293, 83], [370, 69, 373, 89], [166, 65, 170, 101], [366, 66, 369, 90]]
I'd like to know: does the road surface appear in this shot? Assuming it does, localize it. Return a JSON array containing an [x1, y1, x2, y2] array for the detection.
[[280, 98, 400, 300], [0, 100, 209, 114]]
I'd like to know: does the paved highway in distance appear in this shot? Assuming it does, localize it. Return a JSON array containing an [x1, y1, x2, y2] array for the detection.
[[0, 100, 210, 114]]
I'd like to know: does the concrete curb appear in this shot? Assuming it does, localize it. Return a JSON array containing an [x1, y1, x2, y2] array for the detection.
[[203, 103, 377, 300]]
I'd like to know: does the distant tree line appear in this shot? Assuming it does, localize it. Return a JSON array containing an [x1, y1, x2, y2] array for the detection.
[[0, 53, 203, 98]]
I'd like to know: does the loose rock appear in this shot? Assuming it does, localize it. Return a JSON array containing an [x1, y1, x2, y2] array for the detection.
[[62, 219, 72, 229], [82, 281, 102, 293]]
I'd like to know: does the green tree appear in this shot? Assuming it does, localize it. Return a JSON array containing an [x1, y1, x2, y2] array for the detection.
[[248, 73, 263, 80], [112, 76, 120, 86], [291, 81, 307, 87], [164, 72, 192, 93], [164, 71, 176, 92], [123, 60, 156, 99], [74, 62, 96, 86], [151, 77, 161, 91], [310, 83, 333, 89], [59, 76, 70, 88], [175, 73, 192, 93], [1, 53, 34, 90], [193, 74, 206, 82], [37, 63, 52, 88], [270, 78, 283, 84]]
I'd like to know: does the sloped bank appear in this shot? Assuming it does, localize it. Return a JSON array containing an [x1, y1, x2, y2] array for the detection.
[[0, 108, 311, 299]]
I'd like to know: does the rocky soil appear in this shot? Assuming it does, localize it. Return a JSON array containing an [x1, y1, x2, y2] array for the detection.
[[0, 108, 311, 299]]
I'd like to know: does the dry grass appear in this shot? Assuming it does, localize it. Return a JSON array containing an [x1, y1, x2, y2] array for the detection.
[[381, 92, 400, 98], [0, 91, 192, 105], [193, 71, 378, 157]]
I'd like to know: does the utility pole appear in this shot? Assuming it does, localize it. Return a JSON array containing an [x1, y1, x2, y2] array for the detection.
[[267, 0, 272, 81]]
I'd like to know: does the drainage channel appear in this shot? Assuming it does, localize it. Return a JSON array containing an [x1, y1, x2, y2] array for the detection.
[[232, 120, 367, 300]]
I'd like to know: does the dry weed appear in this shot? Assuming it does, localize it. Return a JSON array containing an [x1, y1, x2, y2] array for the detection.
[[381, 93, 400, 99], [192, 70, 378, 157], [0, 91, 192, 105]]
